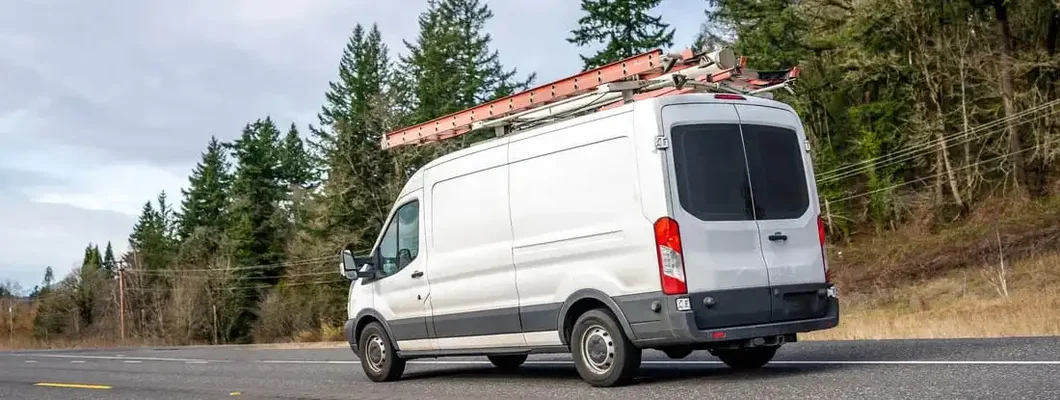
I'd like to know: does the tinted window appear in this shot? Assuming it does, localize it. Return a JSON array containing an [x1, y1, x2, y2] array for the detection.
[[742, 124, 809, 220], [396, 201, 420, 263], [671, 123, 755, 221], [377, 218, 399, 275], [376, 200, 420, 277]]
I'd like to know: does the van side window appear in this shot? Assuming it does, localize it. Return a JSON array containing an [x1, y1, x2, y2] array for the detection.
[[376, 200, 420, 277], [396, 201, 420, 267]]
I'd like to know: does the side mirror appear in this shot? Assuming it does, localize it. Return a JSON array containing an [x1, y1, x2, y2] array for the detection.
[[340, 248, 377, 280], [397, 248, 412, 269]]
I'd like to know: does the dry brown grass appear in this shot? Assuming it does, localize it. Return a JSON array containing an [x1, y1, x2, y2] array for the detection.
[[806, 252, 1060, 340], [830, 195, 1060, 296]]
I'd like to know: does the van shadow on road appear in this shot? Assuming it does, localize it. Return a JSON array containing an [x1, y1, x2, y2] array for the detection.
[[400, 363, 846, 386]]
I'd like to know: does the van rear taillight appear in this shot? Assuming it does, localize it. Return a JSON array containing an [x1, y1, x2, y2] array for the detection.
[[654, 217, 688, 295], [818, 215, 831, 283]]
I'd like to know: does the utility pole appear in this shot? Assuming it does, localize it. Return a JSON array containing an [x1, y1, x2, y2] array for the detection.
[[118, 263, 126, 343], [212, 304, 219, 345]]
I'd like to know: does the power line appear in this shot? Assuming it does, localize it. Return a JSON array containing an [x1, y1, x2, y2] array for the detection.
[[118, 256, 334, 273], [130, 270, 336, 280], [125, 279, 349, 293], [819, 106, 1060, 184], [817, 98, 1060, 181], [831, 142, 1038, 202]]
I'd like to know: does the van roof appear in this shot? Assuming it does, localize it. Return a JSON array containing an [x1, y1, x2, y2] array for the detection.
[[396, 93, 797, 197]]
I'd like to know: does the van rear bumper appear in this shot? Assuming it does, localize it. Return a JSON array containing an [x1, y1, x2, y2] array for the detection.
[[621, 287, 839, 348]]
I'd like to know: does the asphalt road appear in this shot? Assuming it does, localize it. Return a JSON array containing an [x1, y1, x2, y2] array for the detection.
[[2, 337, 1060, 399]]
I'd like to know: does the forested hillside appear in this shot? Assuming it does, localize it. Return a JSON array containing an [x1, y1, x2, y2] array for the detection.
[[4, 0, 1058, 346]]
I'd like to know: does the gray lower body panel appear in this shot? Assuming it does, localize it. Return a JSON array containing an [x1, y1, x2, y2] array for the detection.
[[616, 284, 839, 348], [348, 284, 839, 352]]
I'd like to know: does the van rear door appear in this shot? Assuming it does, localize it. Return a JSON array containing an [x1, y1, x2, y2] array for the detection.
[[733, 104, 830, 323], [661, 103, 773, 330]]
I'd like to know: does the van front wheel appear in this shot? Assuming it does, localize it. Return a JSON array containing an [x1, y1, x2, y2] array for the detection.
[[570, 309, 641, 387], [358, 322, 406, 382]]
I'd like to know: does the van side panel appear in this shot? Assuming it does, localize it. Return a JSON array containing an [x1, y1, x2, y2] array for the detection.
[[424, 141, 525, 349], [631, 102, 672, 224], [508, 112, 658, 344]]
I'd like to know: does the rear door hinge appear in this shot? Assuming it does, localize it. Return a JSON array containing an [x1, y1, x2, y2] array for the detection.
[[655, 136, 670, 150]]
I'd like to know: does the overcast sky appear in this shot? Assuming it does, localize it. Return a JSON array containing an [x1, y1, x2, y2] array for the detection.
[[0, 0, 705, 292]]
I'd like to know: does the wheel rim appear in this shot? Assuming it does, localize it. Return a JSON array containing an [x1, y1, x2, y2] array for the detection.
[[580, 325, 615, 375], [365, 335, 386, 373]]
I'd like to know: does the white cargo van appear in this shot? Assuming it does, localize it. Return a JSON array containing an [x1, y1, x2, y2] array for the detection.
[[339, 92, 839, 387]]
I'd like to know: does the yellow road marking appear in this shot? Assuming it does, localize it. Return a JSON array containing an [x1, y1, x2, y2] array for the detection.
[[35, 382, 112, 390], [230, 391, 242, 396]]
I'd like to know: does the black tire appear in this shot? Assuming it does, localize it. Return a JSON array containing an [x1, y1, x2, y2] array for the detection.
[[570, 308, 641, 387], [358, 322, 406, 382], [715, 346, 778, 370], [488, 354, 528, 371], [662, 346, 693, 360]]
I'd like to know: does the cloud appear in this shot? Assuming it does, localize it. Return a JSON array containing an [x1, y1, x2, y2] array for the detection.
[[0, 0, 703, 290], [0, 195, 135, 292]]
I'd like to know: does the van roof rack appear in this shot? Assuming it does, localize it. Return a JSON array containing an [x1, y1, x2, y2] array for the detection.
[[381, 46, 799, 150]]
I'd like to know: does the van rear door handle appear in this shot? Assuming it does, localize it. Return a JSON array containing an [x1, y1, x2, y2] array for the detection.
[[410, 270, 424, 278], [768, 233, 788, 242]]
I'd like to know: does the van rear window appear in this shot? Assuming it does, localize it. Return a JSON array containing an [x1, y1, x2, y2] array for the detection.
[[741, 124, 809, 220], [671, 123, 754, 221], [670, 123, 809, 222]]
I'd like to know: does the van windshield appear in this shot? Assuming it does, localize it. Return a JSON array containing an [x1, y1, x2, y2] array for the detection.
[[670, 123, 809, 222]]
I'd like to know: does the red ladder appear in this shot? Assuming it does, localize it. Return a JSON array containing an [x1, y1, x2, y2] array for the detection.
[[381, 47, 798, 150]]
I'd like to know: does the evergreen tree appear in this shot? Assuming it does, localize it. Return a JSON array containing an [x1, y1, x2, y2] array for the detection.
[[279, 123, 314, 189], [176, 137, 232, 241], [310, 23, 399, 239], [128, 195, 176, 271], [701, 0, 805, 70], [226, 117, 289, 342], [402, 0, 535, 124], [82, 244, 102, 272], [43, 266, 54, 288], [102, 242, 116, 275], [308, 24, 387, 168], [156, 191, 176, 241], [227, 118, 287, 271], [567, 0, 675, 70], [76, 243, 103, 327]]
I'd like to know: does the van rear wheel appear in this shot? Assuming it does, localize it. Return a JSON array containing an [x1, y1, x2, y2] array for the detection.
[[714, 346, 778, 370], [570, 308, 641, 387], [488, 354, 527, 371], [358, 322, 406, 382]]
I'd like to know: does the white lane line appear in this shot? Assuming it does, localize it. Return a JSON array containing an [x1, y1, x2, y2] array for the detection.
[[123, 360, 142, 364], [258, 360, 358, 365], [765, 360, 1060, 365], [23, 353, 1060, 366], [24, 360, 37, 364], [246, 359, 1060, 366], [408, 360, 1060, 366]]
